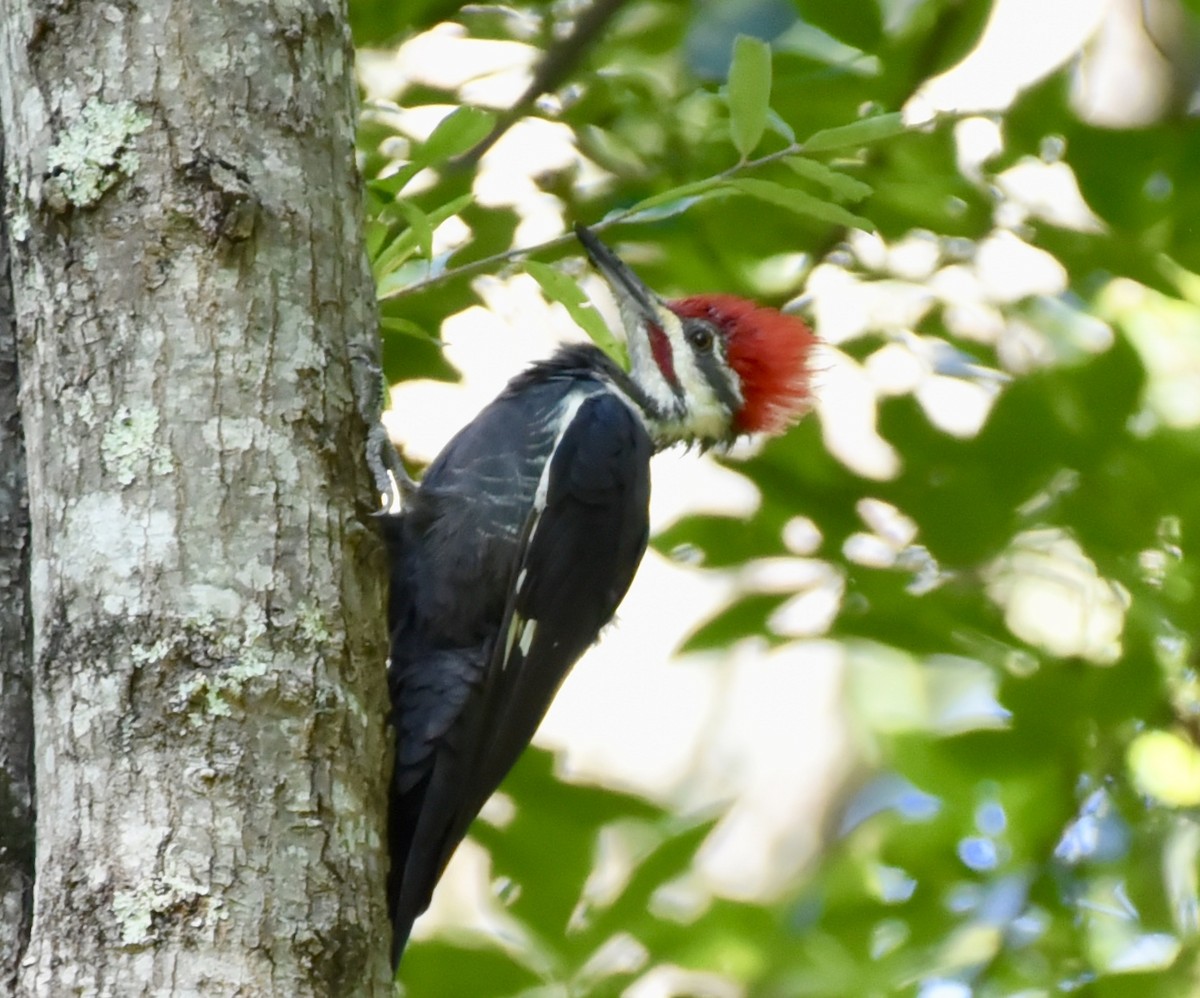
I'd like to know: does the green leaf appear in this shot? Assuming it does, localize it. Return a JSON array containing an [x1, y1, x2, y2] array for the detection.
[[584, 814, 719, 941], [623, 176, 733, 221], [766, 107, 796, 144], [379, 316, 436, 340], [472, 749, 661, 946], [681, 593, 785, 653], [793, 0, 883, 52], [348, 0, 449, 47], [784, 156, 873, 202], [727, 177, 875, 230], [373, 239, 417, 282], [393, 200, 434, 263], [417, 106, 496, 165], [400, 940, 542, 998], [526, 260, 630, 369], [372, 193, 474, 281], [727, 35, 772, 158], [380, 328, 459, 386], [803, 112, 907, 152], [375, 265, 422, 300], [365, 162, 423, 201], [364, 217, 389, 259]]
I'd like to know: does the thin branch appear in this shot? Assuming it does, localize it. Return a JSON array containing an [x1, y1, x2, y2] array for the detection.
[[456, 0, 631, 168], [379, 141, 806, 303]]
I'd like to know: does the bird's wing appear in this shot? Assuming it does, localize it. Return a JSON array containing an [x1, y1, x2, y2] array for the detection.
[[472, 388, 653, 802], [390, 389, 652, 953], [386, 386, 566, 960]]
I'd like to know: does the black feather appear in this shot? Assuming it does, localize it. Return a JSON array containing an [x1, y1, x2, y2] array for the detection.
[[384, 345, 653, 964]]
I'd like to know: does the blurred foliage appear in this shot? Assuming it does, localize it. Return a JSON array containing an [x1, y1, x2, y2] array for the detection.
[[354, 0, 1200, 994]]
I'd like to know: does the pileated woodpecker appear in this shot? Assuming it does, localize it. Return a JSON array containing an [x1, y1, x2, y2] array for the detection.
[[383, 225, 815, 964]]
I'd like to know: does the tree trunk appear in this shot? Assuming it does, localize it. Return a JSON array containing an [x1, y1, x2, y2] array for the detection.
[[0, 127, 35, 993], [0, 1, 391, 993]]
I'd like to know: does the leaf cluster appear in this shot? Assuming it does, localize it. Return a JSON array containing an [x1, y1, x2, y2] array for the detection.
[[353, 0, 1200, 993]]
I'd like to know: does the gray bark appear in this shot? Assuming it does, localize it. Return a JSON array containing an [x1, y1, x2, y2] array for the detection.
[[0, 0, 391, 993], [0, 125, 35, 991]]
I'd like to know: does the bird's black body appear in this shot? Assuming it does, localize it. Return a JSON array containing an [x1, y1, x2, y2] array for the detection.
[[380, 226, 816, 967], [383, 344, 654, 962]]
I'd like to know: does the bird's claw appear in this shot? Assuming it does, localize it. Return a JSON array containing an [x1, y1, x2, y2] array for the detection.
[[368, 422, 416, 514]]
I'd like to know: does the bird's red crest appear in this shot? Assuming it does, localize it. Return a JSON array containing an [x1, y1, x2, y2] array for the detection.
[[670, 295, 816, 435]]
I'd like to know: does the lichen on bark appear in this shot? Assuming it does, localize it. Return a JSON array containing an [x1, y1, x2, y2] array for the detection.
[[44, 99, 151, 210]]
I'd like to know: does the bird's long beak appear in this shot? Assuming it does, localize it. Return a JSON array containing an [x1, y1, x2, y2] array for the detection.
[[574, 225, 663, 327]]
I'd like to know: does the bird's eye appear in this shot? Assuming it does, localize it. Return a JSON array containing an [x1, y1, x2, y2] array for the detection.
[[686, 322, 715, 353]]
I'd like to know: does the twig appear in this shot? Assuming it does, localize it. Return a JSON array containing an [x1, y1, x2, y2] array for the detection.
[[379, 141, 807, 302], [456, 0, 632, 168]]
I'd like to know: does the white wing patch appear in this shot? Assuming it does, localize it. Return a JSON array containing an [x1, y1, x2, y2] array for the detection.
[[502, 612, 522, 671], [530, 390, 595, 531], [519, 619, 537, 656], [501, 388, 598, 673], [500, 612, 538, 671]]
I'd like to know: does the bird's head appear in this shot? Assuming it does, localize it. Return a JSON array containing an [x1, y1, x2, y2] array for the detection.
[[576, 225, 816, 446]]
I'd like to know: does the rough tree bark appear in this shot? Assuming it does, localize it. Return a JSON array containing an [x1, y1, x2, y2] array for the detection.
[[0, 1, 391, 993], [0, 127, 35, 992]]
